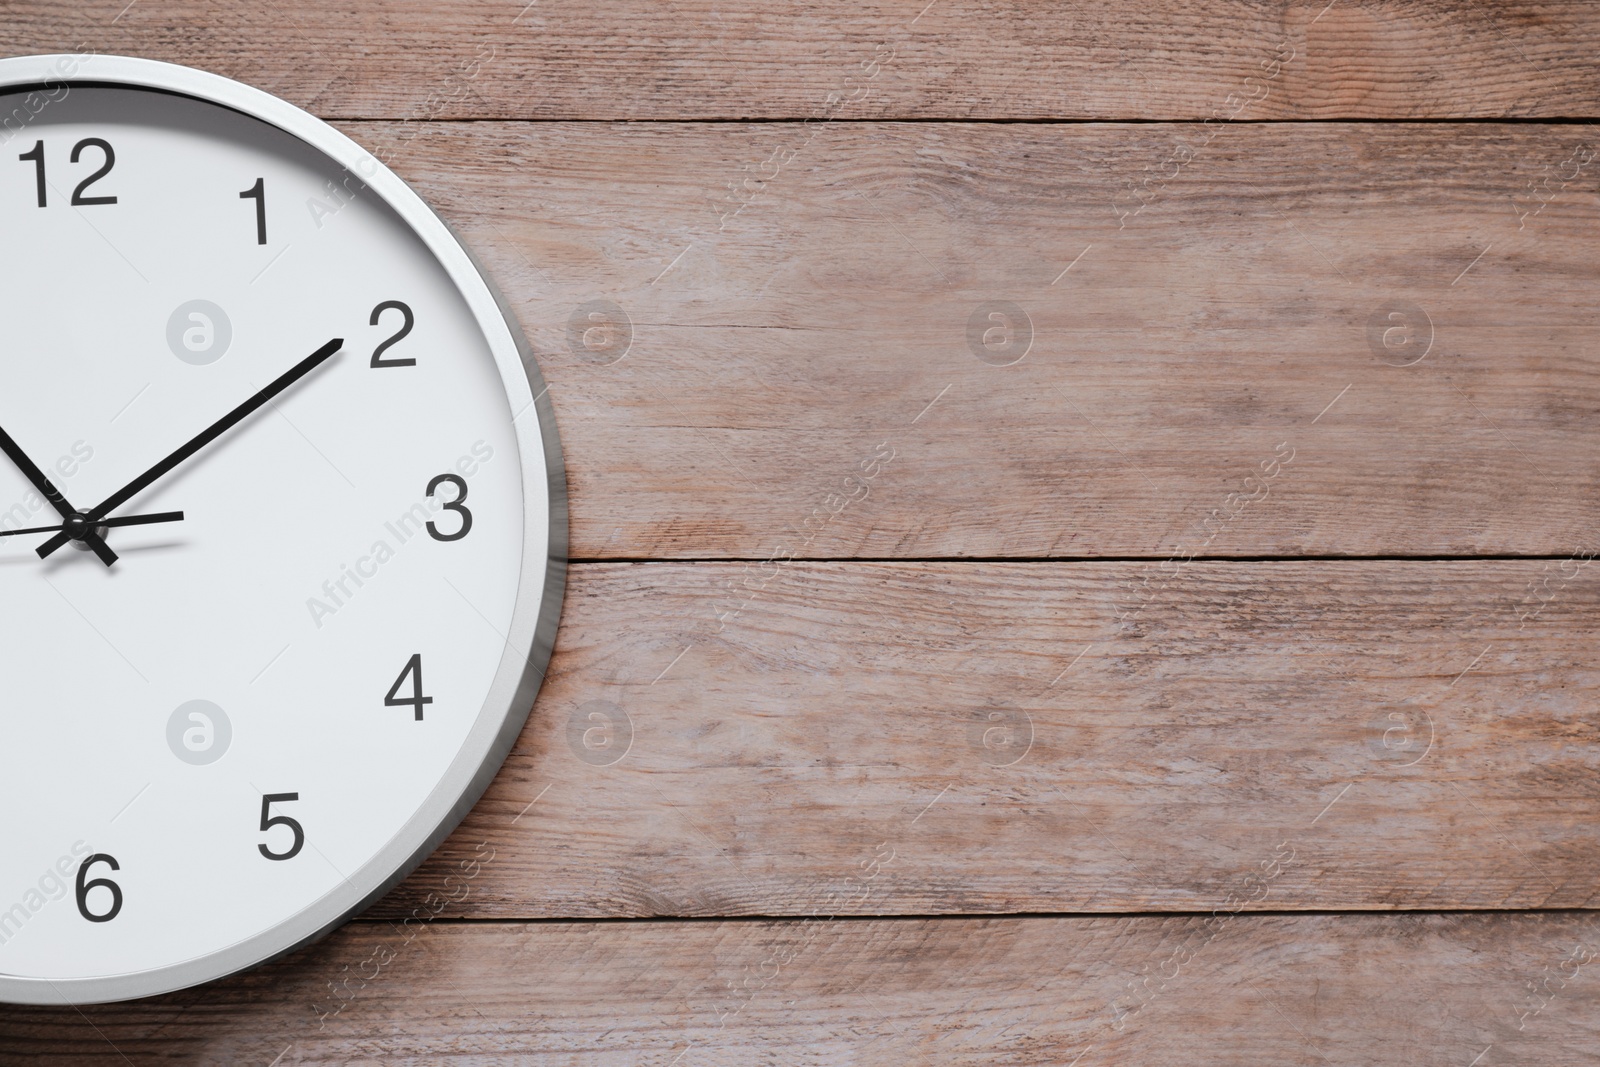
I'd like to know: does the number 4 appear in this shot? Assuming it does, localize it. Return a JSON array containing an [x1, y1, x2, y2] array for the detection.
[[385, 653, 434, 721]]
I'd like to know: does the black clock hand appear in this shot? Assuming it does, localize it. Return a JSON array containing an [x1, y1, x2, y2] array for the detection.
[[0, 421, 118, 565], [36, 338, 343, 560], [0, 511, 185, 538]]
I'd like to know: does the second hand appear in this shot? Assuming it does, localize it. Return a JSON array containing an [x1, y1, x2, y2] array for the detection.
[[0, 511, 185, 540]]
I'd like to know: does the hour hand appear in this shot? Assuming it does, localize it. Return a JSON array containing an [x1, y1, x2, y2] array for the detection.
[[0, 422, 117, 565]]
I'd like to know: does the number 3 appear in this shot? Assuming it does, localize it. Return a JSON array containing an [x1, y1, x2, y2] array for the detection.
[[426, 474, 472, 541]]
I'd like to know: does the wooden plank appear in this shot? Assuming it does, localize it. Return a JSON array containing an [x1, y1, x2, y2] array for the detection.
[[4, 913, 1597, 1063], [5, 1, 1599, 120], [357, 560, 1600, 918], [356, 119, 1600, 560]]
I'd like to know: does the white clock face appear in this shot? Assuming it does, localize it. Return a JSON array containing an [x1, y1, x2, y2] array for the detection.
[[0, 60, 558, 1002]]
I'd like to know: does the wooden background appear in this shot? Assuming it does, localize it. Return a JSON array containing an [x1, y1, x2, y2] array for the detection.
[[6, 1, 1600, 1062]]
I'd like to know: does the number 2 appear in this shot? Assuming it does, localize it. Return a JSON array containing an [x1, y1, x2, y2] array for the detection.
[[69, 138, 117, 206], [369, 300, 416, 368]]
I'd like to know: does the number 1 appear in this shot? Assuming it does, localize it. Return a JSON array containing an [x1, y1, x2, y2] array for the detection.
[[240, 177, 266, 244], [18, 140, 44, 207]]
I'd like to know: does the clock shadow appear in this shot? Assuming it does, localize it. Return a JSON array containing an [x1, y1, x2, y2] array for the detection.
[[14, 538, 195, 574]]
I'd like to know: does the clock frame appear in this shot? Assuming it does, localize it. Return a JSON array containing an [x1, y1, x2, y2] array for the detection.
[[0, 53, 566, 1005]]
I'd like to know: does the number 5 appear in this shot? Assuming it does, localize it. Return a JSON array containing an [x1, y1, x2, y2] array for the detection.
[[259, 792, 305, 861]]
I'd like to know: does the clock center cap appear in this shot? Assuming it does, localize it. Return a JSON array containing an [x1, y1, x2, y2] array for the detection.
[[64, 512, 105, 549]]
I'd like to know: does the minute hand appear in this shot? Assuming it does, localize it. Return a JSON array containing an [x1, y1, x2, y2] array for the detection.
[[36, 338, 343, 560]]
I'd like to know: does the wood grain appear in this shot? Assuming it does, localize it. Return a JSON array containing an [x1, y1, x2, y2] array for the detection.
[[4, 1, 1599, 120], [4, 5, 1598, 1059], [4, 913, 1597, 1063], [347, 119, 1600, 560], [354, 560, 1600, 918]]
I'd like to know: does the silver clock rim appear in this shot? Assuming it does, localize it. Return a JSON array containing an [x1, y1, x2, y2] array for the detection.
[[0, 53, 567, 1005]]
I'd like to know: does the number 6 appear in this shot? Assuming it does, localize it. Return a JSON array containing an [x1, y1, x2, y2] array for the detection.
[[75, 854, 123, 923]]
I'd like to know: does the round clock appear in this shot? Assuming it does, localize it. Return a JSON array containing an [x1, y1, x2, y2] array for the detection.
[[0, 54, 565, 1004]]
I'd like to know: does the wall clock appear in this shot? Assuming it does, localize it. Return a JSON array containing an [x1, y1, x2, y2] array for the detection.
[[0, 54, 565, 1004]]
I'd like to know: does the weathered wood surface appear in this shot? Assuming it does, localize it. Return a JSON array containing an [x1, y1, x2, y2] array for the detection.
[[4, 913, 1598, 1064], [5, 1, 1600, 120], [343, 119, 1600, 560], [8, 4, 1600, 1061], [356, 560, 1600, 918]]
